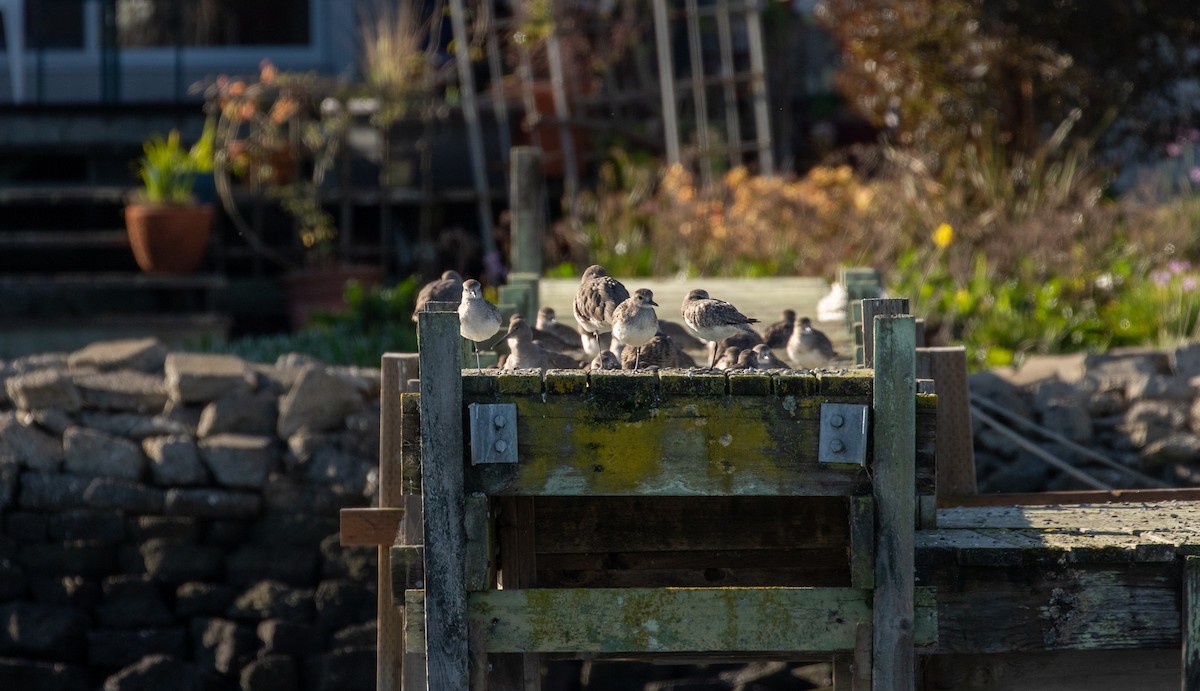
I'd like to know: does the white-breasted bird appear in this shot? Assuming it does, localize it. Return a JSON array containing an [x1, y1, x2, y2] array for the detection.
[[611, 288, 659, 370], [457, 279, 502, 370], [786, 316, 839, 369], [681, 289, 760, 369], [752, 344, 789, 370], [573, 265, 630, 355]]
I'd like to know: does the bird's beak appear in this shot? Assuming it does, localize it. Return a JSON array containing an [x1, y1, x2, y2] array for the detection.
[[649, 300, 659, 306]]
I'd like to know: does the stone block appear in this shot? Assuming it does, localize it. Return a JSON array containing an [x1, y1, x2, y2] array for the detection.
[[311, 646, 376, 691], [1122, 400, 1187, 448], [1039, 404, 1093, 444], [64, 426, 145, 480], [249, 512, 338, 549], [143, 435, 208, 486], [48, 509, 125, 543], [1141, 433, 1200, 471], [227, 580, 316, 622], [0, 658, 88, 691], [29, 576, 100, 610], [305, 447, 371, 489], [11, 352, 70, 373], [96, 575, 174, 629], [331, 621, 377, 648], [0, 602, 88, 658], [176, 582, 236, 618], [329, 365, 381, 400], [138, 539, 224, 583], [314, 579, 375, 635], [5, 368, 82, 412], [164, 353, 254, 405], [1128, 373, 1195, 401], [68, 338, 168, 374], [197, 390, 278, 438], [79, 411, 191, 439], [164, 488, 261, 519], [19, 540, 118, 577], [239, 655, 298, 691], [101, 654, 201, 691], [0, 463, 18, 508], [257, 618, 320, 658], [160, 400, 202, 437], [277, 365, 364, 438], [205, 520, 251, 547], [73, 370, 169, 413], [198, 434, 275, 489], [18, 472, 92, 510], [0, 412, 65, 471], [84, 478, 166, 514], [225, 546, 318, 587], [29, 407, 76, 435], [318, 535, 376, 581], [87, 628, 188, 669], [192, 617, 257, 675], [127, 516, 201, 542], [1174, 342, 1200, 379]]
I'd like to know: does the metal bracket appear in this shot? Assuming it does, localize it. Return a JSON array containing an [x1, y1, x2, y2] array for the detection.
[[818, 403, 870, 467], [468, 403, 518, 464]]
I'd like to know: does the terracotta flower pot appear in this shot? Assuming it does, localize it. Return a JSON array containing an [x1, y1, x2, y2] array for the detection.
[[278, 263, 384, 330], [124, 203, 214, 274]]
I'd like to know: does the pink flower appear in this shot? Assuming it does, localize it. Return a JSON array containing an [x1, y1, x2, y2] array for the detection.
[[1152, 270, 1172, 287], [1190, 167, 1200, 185], [1168, 142, 1183, 157], [1170, 260, 1192, 274], [1184, 276, 1198, 292]]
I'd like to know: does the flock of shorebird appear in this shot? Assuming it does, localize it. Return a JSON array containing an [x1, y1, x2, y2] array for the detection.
[[414, 265, 841, 372]]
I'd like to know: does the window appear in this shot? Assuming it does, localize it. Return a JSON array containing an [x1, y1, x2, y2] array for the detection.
[[116, 0, 311, 48]]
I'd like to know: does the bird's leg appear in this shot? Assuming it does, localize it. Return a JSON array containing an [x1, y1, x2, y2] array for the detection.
[[634, 347, 641, 371], [473, 342, 482, 372], [708, 341, 719, 370]]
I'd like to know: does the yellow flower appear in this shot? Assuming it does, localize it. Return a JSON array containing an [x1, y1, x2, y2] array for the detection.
[[933, 223, 954, 249]]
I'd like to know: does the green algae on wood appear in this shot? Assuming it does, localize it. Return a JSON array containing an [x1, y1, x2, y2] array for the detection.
[[543, 369, 587, 395], [462, 371, 499, 396], [659, 370, 727, 397], [727, 371, 772, 396], [497, 370, 542, 395], [405, 586, 937, 654]]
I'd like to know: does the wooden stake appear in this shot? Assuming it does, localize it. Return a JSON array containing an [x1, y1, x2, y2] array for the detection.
[[915, 346, 977, 497], [510, 147, 546, 276], [862, 298, 909, 369]]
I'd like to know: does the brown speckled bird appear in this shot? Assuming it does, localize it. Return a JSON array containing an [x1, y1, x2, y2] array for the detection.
[[762, 309, 796, 349], [681, 289, 760, 369], [412, 270, 463, 322], [573, 265, 630, 356], [503, 317, 580, 372], [787, 316, 839, 368]]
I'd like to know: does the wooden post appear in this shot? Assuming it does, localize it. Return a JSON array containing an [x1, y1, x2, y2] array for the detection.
[[1184, 555, 1200, 690], [652, 0, 681, 165], [510, 147, 545, 276], [417, 302, 467, 690], [862, 298, 910, 369], [915, 346, 977, 498], [490, 496, 540, 690], [872, 314, 916, 691], [377, 355, 404, 691]]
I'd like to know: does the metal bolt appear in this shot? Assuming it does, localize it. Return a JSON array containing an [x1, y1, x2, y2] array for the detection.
[[493, 415, 507, 428], [830, 439, 845, 453], [494, 439, 508, 453], [830, 414, 844, 428]]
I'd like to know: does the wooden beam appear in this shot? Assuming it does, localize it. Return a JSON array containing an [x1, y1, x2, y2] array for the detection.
[[929, 649, 1178, 691], [915, 346, 977, 497], [1186, 555, 1200, 690], [872, 314, 917, 691], [862, 298, 909, 369], [940, 488, 1200, 508], [340, 507, 406, 546], [405, 587, 937, 654], [509, 147, 545, 275], [417, 304, 468, 690]]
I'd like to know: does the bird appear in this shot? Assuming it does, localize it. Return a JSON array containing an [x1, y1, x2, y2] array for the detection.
[[520, 314, 578, 354], [719, 324, 763, 352], [589, 350, 621, 371], [536, 306, 583, 349], [681, 289, 760, 369], [457, 279, 502, 370], [752, 344, 789, 370], [714, 345, 742, 371], [762, 309, 796, 349], [787, 316, 839, 369], [412, 270, 462, 322], [503, 317, 581, 372], [727, 348, 759, 371], [620, 329, 692, 370], [611, 288, 660, 370], [573, 265, 630, 355], [817, 282, 849, 323], [657, 320, 706, 350]]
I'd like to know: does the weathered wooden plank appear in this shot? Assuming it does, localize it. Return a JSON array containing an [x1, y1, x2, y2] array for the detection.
[[417, 306, 468, 690], [535, 550, 849, 588], [405, 587, 938, 654], [399, 393, 422, 496], [930, 649, 1178, 691], [533, 496, 847, 553], [862, 298, 909, 369], [510, 147, 545, 275], [340, 507, 406, 546], [850, 496, 875, 589], [659, 370, 727, 396], [916, 346, 976, 498], [390, 545, 425, 606], [590, 368, 659, 402], [872, 314, 916, 691], [937, 501, 1200, 532], [492, 496, 539, 690], [377, 354, 406, 691], [922, 562, 1181, 653], [727, 372, 772, 396], [543, 369, 588, 395], [940, 488, 1200, 507], [463, 495, 493, 592], [1186, 556, 1200, 691]]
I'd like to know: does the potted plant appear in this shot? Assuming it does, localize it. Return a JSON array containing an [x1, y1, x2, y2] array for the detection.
[[124, 123, 216, 274]]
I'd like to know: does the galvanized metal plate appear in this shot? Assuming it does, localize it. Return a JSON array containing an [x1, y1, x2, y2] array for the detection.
[[819, 403, 870, 467], [469, 402, 518, 464]]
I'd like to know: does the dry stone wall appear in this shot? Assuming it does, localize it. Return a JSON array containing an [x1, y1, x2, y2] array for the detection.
[[0, 338, 382, 691], [972, 344, 1200, 493]]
